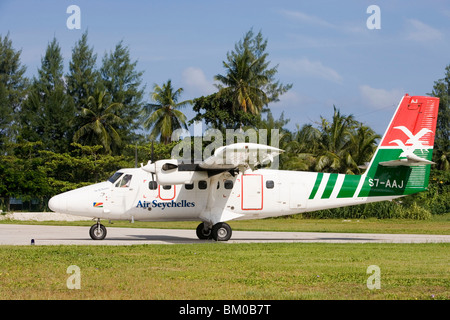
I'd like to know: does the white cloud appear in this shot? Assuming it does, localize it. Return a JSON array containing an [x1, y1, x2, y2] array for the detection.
[[281, 58, 343, 84], [281, 9, 335, 28], [280, 9, 364, 35], [359, 85, 404, 109], [272, 91, 319, 113], [405, 19, 443, 43], [272, 90, 300, 108], [181, 67, 216, 97]]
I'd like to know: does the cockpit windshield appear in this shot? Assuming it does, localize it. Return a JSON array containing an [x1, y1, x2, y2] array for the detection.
[[108, 172, 123, 184], [116, 174, 132, 188]]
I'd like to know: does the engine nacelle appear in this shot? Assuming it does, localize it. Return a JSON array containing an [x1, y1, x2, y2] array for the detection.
[[154, 159, 208, 185]]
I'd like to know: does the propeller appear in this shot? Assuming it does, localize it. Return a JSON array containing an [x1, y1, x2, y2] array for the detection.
[[151, 140, 154, 163], [140, 140, 156, 175], [151, 141, 155, 183]]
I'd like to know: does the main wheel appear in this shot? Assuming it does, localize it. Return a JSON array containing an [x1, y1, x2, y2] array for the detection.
[[89, 223, 107, 240], [196, 222, 212, 240], [211, 222, 232, 241]]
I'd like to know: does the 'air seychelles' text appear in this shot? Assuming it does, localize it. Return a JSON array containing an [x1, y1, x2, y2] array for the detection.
[[136, 200, 195, 210]]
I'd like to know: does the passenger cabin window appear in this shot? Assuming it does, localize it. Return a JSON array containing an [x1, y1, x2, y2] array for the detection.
[[266, 180, 275, 189], [185, 183, 194, 190], [198, 180, 207, 190], [116, 174, 132, 188], [148, 181, 158, 190], [224, 180, 233, 189]]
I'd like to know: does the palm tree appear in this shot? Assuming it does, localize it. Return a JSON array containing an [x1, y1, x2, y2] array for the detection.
[[73, 89, 123, 154], [349, 124, 381, 171], [142, 80, 191, 144], [283, 124, 321, 171], [215, 47, 269, 115], [214, 29, 291, 117], [314, 107, 358, 173], [284, 106, 379, 174]]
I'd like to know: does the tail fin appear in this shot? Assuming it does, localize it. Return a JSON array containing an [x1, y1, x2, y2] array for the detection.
[[358, 94, 440, 197]]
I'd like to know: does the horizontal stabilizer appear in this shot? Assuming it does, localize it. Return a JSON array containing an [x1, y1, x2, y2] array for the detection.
[[379, 153, 435, 167]]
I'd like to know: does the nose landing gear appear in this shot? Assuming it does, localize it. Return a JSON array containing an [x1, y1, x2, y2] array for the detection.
[[89, 219, 107, 240]]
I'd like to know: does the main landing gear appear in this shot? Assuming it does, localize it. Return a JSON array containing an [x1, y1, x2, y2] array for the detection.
[[88, 219, 231, 241], [89, 219, 107, 240], [196, 222, 232, 241]]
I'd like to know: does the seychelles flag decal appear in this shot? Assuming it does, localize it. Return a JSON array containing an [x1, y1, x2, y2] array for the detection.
[[93, 202, 103, 208]]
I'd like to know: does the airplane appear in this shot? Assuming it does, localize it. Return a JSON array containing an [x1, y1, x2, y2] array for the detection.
[[48, 94, 439, 241]]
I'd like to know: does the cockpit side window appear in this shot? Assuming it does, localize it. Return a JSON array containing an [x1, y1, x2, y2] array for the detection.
[[108, 172, 123, 184], [115, 174, 133, 188]]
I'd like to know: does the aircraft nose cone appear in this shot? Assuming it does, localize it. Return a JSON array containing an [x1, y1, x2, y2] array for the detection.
[[48, 194, 67, 213]]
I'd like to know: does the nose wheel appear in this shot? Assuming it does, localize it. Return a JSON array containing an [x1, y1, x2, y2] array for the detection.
[[196, 222, 232, 241], [89, 221, 107, 240]]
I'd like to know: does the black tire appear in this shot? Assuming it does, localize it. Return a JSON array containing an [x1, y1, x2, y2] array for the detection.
[[89, 223, 107, 240], [211, 222, 232, 241], [196, 222, 212, 240]]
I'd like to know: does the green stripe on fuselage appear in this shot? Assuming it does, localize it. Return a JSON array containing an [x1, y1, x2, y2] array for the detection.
[[308, 172, 323, 199], [337, 174, 361, 198], [321, 174, 338, 199]]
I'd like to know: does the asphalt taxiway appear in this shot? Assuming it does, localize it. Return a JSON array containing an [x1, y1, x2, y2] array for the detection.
[[0, 224, 449, 245]]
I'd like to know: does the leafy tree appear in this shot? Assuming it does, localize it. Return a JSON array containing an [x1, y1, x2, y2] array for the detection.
[[0, 33, 28, 152], [67, 31, 98, 114], [0, 82, 10, 152], [191, 91, 260, 131], [39, 143, 130, 192], [214, 29, 292, 116], [73, 89, 123, 155], [20, 38, 75, 153], [141, 80, 191, 144], [430, 64, 450, 170], [0, 151, 51, 211], [100, 41, 145, 145]]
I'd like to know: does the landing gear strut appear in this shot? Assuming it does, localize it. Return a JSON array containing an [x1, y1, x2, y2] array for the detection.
[[196, 222, 232, 241], [89, 219, 107, 240]]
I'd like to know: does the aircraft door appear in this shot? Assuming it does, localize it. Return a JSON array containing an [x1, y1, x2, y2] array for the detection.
[[158, 184, 176, 200], [289, 182, 307, 211], [241, 174, 263, 210]]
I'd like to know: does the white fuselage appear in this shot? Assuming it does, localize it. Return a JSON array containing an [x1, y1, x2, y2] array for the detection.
[[49, 167, 395, 226]]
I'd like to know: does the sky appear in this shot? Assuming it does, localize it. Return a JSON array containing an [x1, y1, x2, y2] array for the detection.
[[1, 0, 449, 136]]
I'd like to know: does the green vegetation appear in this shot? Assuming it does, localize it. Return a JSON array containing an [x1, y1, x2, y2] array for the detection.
[[0, 243, 447, 300]]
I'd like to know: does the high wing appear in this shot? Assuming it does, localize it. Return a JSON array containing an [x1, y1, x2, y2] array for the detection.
[[139, 142, 284, 184], [199, 142, 284, 171]]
